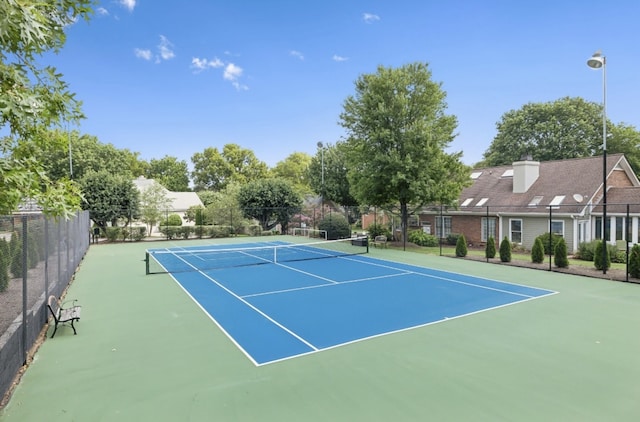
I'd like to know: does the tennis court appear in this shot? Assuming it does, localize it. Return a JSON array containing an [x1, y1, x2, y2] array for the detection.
[[147, 240, 555, 365], [2, 236, 640, 421]]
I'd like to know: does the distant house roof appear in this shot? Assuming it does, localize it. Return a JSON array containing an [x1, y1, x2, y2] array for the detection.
[[456, 154, 639, 215], [132, 176, 203, 212]]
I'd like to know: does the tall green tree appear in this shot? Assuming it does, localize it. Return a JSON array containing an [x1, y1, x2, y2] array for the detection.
[[79, 170, 140, 231], [271, 152, 312, 195], [191, 144, 268, 191], [308, 142, 358, 208], [0, 0, 93, 216], [146, 155, 190, 191], [478, 97, 638, 167], [237, 178, 302, 232], [339, 62, 470, 243]]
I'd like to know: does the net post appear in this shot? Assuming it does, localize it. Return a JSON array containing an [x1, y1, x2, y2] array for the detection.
[[145, 251, 150, 275]]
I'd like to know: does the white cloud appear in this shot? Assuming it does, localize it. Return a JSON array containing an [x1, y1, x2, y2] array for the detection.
[[191, 57, 224, 72], [332, 55, 349, 62], [97, 7, 109, 16], [363, 13, 380, 23], [290, 50, 304, 60], [223, 63, 243, 81], [119, 0, 136, 11], [134, 48, 153, 61], [158, 35, 175, 61]]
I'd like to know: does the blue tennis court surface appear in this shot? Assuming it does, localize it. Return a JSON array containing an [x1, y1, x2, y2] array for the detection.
[[149, 242, 556, 365]]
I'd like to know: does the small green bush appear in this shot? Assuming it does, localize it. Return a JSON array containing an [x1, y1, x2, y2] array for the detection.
[[499, 237, 511, 262], [531, 237, 545, 263], [485, 236, 496, 259], [554, 238, 569, 268], [446, 233, 461, 246], [575, 241, 596, 261], [455, 234, 467, 257], [160, 214, 183, 227], [535, 232, 563, 256], [366, 223, 391, 239], [104, 227, 121, 242], [629, 244, 640, 278], [594, 240, 611, 271], [319, 214, 351, 240], [408, 230, 439, 247], [0, 237, 10, 291]]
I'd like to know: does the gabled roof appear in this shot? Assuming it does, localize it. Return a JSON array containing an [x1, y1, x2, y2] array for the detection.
[[132, 176, 203, 211], [458, 154, 636, 214], [594, 187, 640, 214]]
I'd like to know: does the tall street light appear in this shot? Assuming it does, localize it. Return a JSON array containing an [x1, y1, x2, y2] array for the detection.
[[587, 50, 607, 274], [317, 142, 325, 219]]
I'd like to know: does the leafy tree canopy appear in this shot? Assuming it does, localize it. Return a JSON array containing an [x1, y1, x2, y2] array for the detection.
[[79, 170, 140, 230], [0, 0, 94, 216], [478, 96, 640, 168], [339, 62, 470, 241], [308, 142, 358, 207], [271, 152, 312, 195], [237, 178, 302, 232], [191, 144, 268, 191], [146, 155, 190, 191]]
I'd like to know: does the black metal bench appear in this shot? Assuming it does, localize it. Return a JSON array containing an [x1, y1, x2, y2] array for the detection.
[[47, 295, 81, 338]]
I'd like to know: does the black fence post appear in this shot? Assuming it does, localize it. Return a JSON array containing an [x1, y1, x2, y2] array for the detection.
[[626, 204, 630, 282], [21, 216, 28, 365], [548, 206, 552, 271]]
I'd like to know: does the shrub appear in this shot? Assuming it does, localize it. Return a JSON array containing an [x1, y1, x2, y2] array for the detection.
[[408, 230, 439, 247], [133, 227, 146, 241], [366, 223, 391, 239], [160, 213, 183, 227], [319, 214, 351, 240], [105, 227, 121, 242], [535, 232, 563, 256], [499, 237, 511, 262], [594, 240, 611, 271], [180, 226, 193, 239], [248, 225, 262, 236], [576, 241, 596, 261], [485, 236, 496, 259], [455, 234, 467, 257], [554, 238, 569, 268], [446, 233, 460, 246], [10, 231, 23, 278], [0, 238, 9, 291], [629, 244, 640, 278], [531, 237, 545, 264]]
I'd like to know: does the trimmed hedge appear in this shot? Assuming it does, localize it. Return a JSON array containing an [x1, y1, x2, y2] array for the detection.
[[499, 237, 511, 262], [485, 236, 496, 259], [455, 234, 468, 257]]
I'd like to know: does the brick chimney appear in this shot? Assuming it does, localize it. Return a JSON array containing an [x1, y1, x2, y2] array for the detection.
[[513, 158, 539, 193]]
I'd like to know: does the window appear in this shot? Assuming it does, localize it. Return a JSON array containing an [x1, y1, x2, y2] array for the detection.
[[510, 219, 522, 244], [460, 198, 473, 207], [501, 169, 514, 177], [470, 171, 482, 180], [595, 216, 611, 240], [616, 217, 624, 241], [435, 216, 452, 238], [481, 217, 496, 242], [550, 220, 564, 237], [549, 195, 566, 208], [528, 196, 543, 207], [476, 198, 489, 207]]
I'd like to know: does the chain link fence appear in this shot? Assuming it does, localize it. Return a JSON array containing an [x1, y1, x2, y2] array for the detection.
[[0, 211, 90, 402]]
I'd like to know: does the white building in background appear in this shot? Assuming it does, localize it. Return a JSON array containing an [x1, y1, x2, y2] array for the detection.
[[132, 176, 204, 229]]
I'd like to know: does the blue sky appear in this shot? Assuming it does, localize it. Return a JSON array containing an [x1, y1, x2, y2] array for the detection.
[[49, 0, 640, 168]]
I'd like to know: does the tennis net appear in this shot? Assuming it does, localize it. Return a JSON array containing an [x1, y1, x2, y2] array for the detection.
[[145, 237, 369, 274]]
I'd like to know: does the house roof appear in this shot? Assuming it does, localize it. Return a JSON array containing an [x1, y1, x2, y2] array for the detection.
[[132, 176, 203, 211], [457, 154, 637, 215], [594, 187, 640, 214]]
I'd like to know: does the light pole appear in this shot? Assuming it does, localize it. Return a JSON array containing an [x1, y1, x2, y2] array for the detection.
[[317, 142, 325, 219], [587, 50, 607, 274]]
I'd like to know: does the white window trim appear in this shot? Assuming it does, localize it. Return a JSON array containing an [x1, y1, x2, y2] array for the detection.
[[509, 218, 523, 244], [550, 220, 565, 237]]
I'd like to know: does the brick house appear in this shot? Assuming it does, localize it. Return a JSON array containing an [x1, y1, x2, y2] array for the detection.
[[417, 154, 640, 253]]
